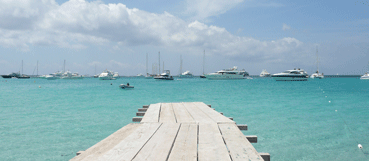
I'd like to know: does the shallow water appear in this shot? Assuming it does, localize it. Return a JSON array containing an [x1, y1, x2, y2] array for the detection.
[[0, 77, 368, 160]]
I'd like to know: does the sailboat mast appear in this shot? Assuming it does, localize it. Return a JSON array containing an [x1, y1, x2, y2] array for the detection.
[[203, 50, 205, 75], [163, 62, 164, 72], [64, 60, 66, 72], [37, 60, 38, 76], [316, 47, 319, 73], [22, 60, 23, 75], [146, 53, 148, 75], [180, 55, 183, 75], [158, 51, 160, 74]]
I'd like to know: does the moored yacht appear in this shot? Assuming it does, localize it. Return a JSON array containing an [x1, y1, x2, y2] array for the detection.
[[205, 66, 249, 80], [310, 71, 324, 79], [272, 68, 309, 81], [260, 69, 271, 77], [154, 70, 174, 80], [360, 72, 369, 80], [113, 72, 119, 78], [1, 72, 21, 78], [179, 70, 194, 78], [99, 70, 115, 80], [60, 70, 84, 79]]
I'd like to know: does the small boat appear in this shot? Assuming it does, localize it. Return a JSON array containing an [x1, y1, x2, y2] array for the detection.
[[179, 71, 194, 78], [360, 72, 369, 80], [45, 75, 58, 80], [119, 84, 134, 89], [310, 47, 324, 79], [154, 70, 174, 80], [260, 69, 271, 77]]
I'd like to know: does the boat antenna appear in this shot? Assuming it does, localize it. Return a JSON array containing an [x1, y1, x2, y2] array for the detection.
[[203, 50, 205, 75], [158, 51, 160, 75]]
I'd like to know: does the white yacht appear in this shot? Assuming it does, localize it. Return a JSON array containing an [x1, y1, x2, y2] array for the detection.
[[99, 70, 115, 80], [179, 71, 194, 78], [60, 70, 84, 79], [260, 69, 271, 77], [45, 75, 58, 80], [113, 72, 119, 78], [272, 68, 309, 81], [361, 72, 369, 80], [136, 73, 145, 78], [154, 70, 174, 80], [205, 66, 249, 80]]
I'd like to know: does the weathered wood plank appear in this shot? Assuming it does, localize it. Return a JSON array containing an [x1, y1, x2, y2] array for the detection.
[[159, 103, 176, 123], [218, 124, 264, 161], [96, 123, 162, 161], [167, 124, 197, 161], [70, 123, 141, 161], [172, 103, 195, 123], [198, 123, 231, 161], [141, 103, 161, 123], [193, 102, 234, 124], [182, 102, 215, 123], [133, 123, 180, 161]]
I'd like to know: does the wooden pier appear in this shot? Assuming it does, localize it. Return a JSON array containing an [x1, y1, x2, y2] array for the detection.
[[71, 102, 269, 161]]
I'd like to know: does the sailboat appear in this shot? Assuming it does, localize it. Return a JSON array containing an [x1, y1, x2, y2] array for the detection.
[[179, 55, 194, 78], [18, 60, 30, 79], [310, 47, 324, 79], [145, 53, 154, 79], [360, 61, 369, 80], [200, 50, 206, 78]]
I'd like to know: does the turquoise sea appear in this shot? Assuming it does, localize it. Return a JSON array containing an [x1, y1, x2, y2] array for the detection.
[[0, 77, 368, 161]]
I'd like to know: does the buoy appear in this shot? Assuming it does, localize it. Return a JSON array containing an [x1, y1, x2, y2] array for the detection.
[[358, 144, 363, 149], [39, 86, 41, 88], [325, 96, 327, 97], [111, 83, 112, 85], [335, 110, 337, 112], [329, 101, 331, 103]]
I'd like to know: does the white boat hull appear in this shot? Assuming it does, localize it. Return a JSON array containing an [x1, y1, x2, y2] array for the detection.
[[179, 75, 194, 78], [360, 76, 369, 80], [205, 74, 245, 80], [272, 77, 308, 81], [99, 76, 115, 80]]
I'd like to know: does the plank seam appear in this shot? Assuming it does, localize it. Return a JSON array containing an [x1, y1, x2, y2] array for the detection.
[[165, 123, 182, 161], [192, 102, 217, 123], [217, 124, 233, 161], [130, 123, 163, 160], [181, 102, 196, 123], [157, 103, 162, 122], [171, 103, 178, 123]]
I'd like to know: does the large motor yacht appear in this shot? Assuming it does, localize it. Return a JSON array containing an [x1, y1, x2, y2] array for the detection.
[[179, 71, 194, 78], [205, 66, 249, 80], [360, 72, 369, 80], [272, 68, 309, 81], [260, 69, 271, 77], [154, 70, 174, 80], [99, 70, 115, 80]]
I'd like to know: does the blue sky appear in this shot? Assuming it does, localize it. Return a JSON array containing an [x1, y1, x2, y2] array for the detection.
[[0, 0, 368, 76]]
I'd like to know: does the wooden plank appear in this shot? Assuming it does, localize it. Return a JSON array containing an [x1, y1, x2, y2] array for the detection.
[[70, 123, 142, 161], [141, 103, 161, 123], [182, 102, 215, 123], [198, 123, 231, 161], [167, 124, 197, 161], [193, 102, 234, 124], [96, 123, 162, 161], [218, 124, 264, 161], [133, 123, 180, 161], [172, 103, 195, 123], [159, 103, 176, 123]]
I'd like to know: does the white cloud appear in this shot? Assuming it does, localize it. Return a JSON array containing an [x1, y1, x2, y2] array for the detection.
[[0, 0, 311, 64], [282, 23, 291, 31], [184, 0, 244, 21]]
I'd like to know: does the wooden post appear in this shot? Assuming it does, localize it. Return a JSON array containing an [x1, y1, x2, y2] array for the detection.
[[76, 151, 84, 156], [228, 117, 233, 120], [207, 104, 211, 107], [132, 117, 142, 122], [259, 153, 270, 161], [245, 135, 257, 143], [138, 108, 147, 112], [237, 124, 248, 130], [143, 105, 149, 108], [136, 112, 145, 116]]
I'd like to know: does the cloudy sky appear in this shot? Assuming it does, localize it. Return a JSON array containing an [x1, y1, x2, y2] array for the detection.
[[0, 0, 368, 76]]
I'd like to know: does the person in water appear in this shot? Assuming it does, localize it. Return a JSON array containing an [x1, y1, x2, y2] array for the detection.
[[127, 83, 129, 86]]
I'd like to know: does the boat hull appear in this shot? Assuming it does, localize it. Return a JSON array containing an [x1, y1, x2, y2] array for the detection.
[[154, 77, 174, 80], [179, 75, 194, 78], [119, 84, 134, 89], [272, 76, 308, 81], [1, 75, 12, 78], [99, 76, 115, 80], [205, 74, 245, 80]]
